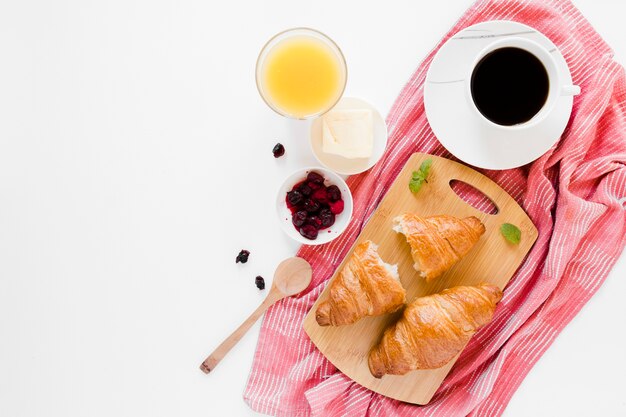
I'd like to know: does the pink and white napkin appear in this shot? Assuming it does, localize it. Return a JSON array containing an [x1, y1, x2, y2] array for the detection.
[[243, 0, 626, 415]]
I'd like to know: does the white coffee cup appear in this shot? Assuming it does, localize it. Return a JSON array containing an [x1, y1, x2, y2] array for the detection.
[[466, 37, 580, 130]]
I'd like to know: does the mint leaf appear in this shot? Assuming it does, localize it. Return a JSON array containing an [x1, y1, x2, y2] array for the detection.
[[419, 159, 432, 179], [409, 175, 425, 193], [500, 223, 521, 244], [409, 158, 432, 194]]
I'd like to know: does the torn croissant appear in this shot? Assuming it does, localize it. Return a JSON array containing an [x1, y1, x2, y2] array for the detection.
[[368, 283, 503, 378], [316, 240, 406, 326], [393, 214, 485, 281]]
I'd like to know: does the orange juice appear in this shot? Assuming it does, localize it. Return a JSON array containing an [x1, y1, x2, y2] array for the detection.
[[257, 30, 346, 118]]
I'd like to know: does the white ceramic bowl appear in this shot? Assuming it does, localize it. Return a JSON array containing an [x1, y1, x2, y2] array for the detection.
[[309, 97, 388, 175], [276, 167, 353, 245]]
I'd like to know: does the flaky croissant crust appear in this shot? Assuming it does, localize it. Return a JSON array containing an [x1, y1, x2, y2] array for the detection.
[[368, 283, 502, 378], [394, 214, 486, 281], [316, 240, 406, 327]]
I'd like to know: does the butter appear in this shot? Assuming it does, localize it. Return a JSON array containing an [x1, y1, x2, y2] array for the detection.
[[322, 109, 373, 159]]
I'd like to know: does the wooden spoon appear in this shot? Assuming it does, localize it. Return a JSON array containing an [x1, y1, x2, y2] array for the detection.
[[199, 257, 312, 374]]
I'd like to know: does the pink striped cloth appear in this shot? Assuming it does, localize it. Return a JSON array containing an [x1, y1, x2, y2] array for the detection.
[[244, 0, 626, 415]]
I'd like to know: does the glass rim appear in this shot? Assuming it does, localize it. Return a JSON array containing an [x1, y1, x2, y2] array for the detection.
[[255, 27, 348, 120]]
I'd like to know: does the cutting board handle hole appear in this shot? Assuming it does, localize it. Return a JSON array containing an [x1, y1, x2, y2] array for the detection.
[[449, 180, 499, 215]]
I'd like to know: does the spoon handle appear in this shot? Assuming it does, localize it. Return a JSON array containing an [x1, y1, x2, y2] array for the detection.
[[200, 290, 281, 374]]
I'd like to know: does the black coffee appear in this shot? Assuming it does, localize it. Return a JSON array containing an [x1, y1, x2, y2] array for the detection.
[[470, 47, 549, 126]]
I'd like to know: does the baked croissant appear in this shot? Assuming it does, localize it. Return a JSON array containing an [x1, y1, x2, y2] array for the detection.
[[368, 283, 502, 378], [393, 214, 485, 281], [316, 240, 406, 326]]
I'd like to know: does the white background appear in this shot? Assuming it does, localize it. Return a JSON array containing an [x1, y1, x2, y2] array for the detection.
[[1, 0, 625, 416]]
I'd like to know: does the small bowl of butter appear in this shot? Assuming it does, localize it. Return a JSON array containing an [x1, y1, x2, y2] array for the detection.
[[309, 97, 388, 175]]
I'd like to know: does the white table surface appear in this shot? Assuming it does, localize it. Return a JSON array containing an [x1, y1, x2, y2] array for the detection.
[[1, 1, 625, 416]]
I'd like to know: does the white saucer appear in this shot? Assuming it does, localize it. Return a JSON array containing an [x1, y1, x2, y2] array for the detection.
[[424, 21, 576, 170], [310, 97, 388, 175]]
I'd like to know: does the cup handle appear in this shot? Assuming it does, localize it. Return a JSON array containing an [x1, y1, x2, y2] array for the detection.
[[562, 85, 581, 96]]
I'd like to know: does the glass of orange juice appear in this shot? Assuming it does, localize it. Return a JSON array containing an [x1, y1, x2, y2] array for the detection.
[[256, 28, 347, 119]]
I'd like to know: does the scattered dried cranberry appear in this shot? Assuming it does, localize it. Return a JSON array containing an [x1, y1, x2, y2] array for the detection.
[[286, 190, 303, 207], [329, 199, 344, 215], [312, 187, 329, 204], [255, 275, 265, 290], [303, 198, 320, 213], [292, 210, 307, 227], [307, 171, 325, 184], [326, 185, 342, 202], [299, 224, 319, 240], [236, 249, 250, 264], [319, 208, 335, 227], [272, 143, 285, 158]]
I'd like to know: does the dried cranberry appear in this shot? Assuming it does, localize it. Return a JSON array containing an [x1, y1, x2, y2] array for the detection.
[[255, 275, 265, 290], [287, 190, 303, 206], [236, 249, 250, 263], [307, 171, 325, 184], [307, 181, 322, 191], [272, 143, 285, 158], [292, 210, 307, 227], [298, 183, 312, 197], [299, 224, 319, 240], [303, 198, 320, 213], [312, 187, 329, 204], [286, 171, 340, 240], [307, 215, 323, 229], [329, 199, 344, 215], [291, 181, 304, 191], [326, 185, 342, 202], [319, 208, 335, 228]]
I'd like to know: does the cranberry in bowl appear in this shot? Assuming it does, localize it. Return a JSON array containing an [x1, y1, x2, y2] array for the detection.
[[276, 167, 353, 245]]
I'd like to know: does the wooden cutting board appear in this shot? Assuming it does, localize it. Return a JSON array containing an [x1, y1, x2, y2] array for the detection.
[[302, 153, 538, 405]]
